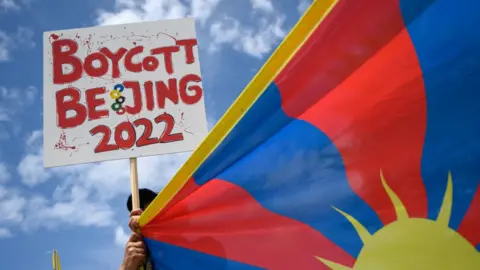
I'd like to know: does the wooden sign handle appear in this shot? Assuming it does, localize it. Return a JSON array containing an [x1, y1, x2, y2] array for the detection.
[[129, 158, 146, 270], [130, 157, 140, 210]]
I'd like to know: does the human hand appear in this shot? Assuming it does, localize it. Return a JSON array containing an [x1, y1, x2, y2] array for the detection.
[[128, 208, 143, 232], [120, 232, 146, 270]]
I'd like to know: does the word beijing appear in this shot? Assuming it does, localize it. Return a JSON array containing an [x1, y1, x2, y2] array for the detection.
[[53, 38, 203, 129]]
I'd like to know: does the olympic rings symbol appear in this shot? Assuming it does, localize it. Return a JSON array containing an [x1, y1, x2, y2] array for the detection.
[[110, 84, 126, 115]]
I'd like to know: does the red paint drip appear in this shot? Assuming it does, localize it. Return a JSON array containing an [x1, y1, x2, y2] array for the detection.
[[54, 130, 76, 150]]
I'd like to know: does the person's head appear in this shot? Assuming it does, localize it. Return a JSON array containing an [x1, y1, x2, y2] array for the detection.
[[127, 188, 158, 212]]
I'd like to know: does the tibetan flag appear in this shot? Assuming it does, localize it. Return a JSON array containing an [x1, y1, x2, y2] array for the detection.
[[52, 250, 61, 270], [139, 0, 480, 269]]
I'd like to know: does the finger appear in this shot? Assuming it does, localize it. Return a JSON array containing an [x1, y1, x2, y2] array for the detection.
[[127, 239, 145, 250], [132, 253, 146, 262], [129, 241, 145, 249], [128, 219, 136, 231], [128, 217, 140, 232], [130, 208, 143, 217], [128, 232, 143, 242], [128, 247, 146, 255]]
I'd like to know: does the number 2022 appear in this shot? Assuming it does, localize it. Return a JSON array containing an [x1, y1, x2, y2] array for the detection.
[[89, 113, 183, 153]]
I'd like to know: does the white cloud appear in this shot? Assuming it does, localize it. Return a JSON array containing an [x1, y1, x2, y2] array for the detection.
[[250, 0, 273, 13], [209, 15, 286, 58], [0, 163, 11, 183], [0, 126, 9, 140], [15, 129, 188, 234], [13, 26, 35, 48], [0, 130, 117, 235], [0, 187, 115, 233], [297, 0, 310, 15], [0, 85, 36, 108], [0, 85, 37, 140], [0, 0, 18, 11], [17, 152, 51, 187], [96, 0, 285, 60], [0, 27, 35, 61], [0, 86, 37, 121], [97, 9, 143, 26], [115, 0, 137, 9], [114, 226, 129, 247], [26, 129, 42, 150], [0, 31, 11, 61], [17, 130, 51, 187], [190, 0, 223, 23], [0, 178, 115, 233], [0, 0, 32, 11], [97, 0, 223, 26], [0, 182, 115, 233], [21, 192, 116, 231], [0, 187, 26, 224], [0, 227, 12, 238]]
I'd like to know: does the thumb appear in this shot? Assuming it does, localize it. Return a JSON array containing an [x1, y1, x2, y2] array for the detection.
[[130, 208, 144, 217], [128, 217, 140, 232]]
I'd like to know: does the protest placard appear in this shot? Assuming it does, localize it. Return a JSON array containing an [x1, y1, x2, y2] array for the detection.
[[43, 18, 208, 168]]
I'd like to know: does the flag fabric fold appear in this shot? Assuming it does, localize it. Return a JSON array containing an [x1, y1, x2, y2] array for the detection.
[[139, 0, 480, 269]]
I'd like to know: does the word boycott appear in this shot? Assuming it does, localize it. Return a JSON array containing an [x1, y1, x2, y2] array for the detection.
[[52, 38, 198, 84]]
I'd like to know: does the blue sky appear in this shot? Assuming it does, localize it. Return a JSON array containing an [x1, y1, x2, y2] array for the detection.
[[0, 0, 310, 269]]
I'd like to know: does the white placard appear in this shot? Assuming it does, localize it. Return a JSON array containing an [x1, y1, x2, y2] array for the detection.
[[43, 18, 208, 167]]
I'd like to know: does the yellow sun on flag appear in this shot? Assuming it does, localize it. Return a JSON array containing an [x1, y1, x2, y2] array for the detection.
[[316, 171, 480, 270]]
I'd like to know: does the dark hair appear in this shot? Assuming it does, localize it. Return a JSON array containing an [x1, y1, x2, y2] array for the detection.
[[126, 188, 158, 212]]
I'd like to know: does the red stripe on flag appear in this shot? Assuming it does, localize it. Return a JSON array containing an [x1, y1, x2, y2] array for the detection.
[[281, 28, 428, 225], [158, 177, 200, 216], [458, 184, 480, 246], [143, 179, 355, 269], [275, 0, 404, 118]]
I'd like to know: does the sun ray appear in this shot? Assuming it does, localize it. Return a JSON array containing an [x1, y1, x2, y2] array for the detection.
[[380, 170, 409, 220], [316, 256, 352, 270], [315, 172, 480, 269], [332, 206, 372, 244], [436, 171, 453, 227]]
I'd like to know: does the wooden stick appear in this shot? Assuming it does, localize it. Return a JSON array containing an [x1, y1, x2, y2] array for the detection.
[[130, 157, 140, 210], [130, 157, 145, 270]]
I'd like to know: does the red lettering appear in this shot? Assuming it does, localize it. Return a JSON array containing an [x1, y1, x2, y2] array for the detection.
[[179, 74, 203, 105], [142, 56, 159, 72], [100, 47, 128, 78], [52, 39, 82, 84], [155, 113, 183, 143], [123, 81, 142, 115], [84, 52, 108, 77], [125, 46, 143, 72], [151, 46, 179, 74], [51, 41, 202, 83], [133, 118, 158, 147], [56, 87, 87, 129], [144, 81, 155, 111], [90, 125, 118, 153], [85, 87, 108, 121], [89, 113, 182, 153], [156, 78, 179, 109], [115, 122, 136, 149], [176, 39, 197, 64]]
